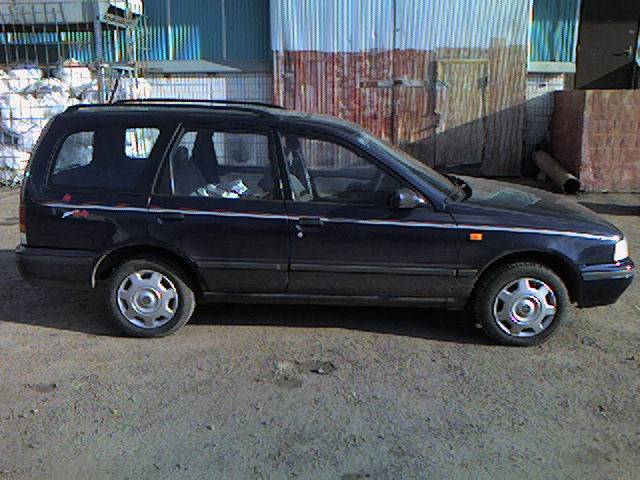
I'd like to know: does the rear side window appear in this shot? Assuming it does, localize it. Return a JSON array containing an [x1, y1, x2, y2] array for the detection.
[[157, 127, 277, 200], [125, 128, 160, 159], [50, 126, 161, 191], [52, 131, 94, 174]]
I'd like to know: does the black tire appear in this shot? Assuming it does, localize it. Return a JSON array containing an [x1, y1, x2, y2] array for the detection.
[[107, 256, 196, 338], [473, 262, 570, 346]]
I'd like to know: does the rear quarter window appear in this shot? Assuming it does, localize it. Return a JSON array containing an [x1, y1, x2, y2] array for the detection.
[[50, 126, 161, 192]]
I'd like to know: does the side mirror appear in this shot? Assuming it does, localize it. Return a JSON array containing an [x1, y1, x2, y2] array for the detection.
[[390, 188, 426, 210]]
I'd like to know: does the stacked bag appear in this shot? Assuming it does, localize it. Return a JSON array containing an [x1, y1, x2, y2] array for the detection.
[[0, 59, 151, 185]]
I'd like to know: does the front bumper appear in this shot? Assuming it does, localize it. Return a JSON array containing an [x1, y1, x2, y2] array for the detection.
[[16, 245, 94, 289], [578, 258, 635, 308]]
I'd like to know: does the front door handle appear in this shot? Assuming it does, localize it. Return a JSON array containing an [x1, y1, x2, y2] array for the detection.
[[157, 213, 185, 224], [295, 217, 324, 237]]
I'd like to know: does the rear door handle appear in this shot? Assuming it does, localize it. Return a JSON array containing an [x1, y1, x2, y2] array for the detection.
[[157, 213, 185, 224]]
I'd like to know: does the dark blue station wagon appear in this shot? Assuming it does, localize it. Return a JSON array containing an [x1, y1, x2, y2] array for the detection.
[[16, 100, 635, 345]]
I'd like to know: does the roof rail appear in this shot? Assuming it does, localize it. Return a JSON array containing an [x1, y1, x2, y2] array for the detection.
[[113, 98, 285, 109], [64, 101, 283, 118]]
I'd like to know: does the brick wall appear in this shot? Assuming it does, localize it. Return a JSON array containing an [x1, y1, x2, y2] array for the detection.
[[551, 90, 640, 192], [550, 90, 585, 177]]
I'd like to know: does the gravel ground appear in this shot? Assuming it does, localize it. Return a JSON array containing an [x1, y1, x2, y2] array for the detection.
[[0, 187, 638, 479]]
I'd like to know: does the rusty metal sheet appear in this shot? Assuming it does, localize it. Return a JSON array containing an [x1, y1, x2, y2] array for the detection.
[[271, 0, 530, 176]]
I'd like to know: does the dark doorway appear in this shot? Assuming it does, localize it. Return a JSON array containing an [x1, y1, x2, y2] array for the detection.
[[575, 0, 640, 89]]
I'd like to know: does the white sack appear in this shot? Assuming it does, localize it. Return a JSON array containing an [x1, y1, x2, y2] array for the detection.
[[79, 85, 100, 104], [23, 77, 69, 97], [52, 59, 93, 97], [0, 145, 30, 184], [18, 123, 46, 151], [7, 66, 43, 93], [0, 94, 36, 136], [0, 70, 9, 97], [0, 90, 68, 136]]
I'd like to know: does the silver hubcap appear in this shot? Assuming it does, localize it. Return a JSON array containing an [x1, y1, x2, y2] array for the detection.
[[492, 277, 557, 337], [117, 270, 178, 329]]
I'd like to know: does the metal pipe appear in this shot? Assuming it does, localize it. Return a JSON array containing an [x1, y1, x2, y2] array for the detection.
[[93, 1, 106, 103], [534, 150, 581, 194], [93, 1, 104, 62], [166, 0, 173, 61]]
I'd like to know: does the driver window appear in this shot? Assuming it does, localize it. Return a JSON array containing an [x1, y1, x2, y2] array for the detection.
[[280, 133, 401, 206], [164, 128, 276, 200]]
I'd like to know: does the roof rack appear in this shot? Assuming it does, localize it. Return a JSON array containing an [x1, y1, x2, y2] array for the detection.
[[64, 100, 284, 118], [113, 98, 285, 109]]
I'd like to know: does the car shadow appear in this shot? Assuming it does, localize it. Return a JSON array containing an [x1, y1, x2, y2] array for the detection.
[[0, 250, 488, 345], [192, 302, 489, 345]]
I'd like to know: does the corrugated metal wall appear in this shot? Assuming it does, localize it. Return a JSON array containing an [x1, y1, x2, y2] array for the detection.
[[272, 0, 530, 176], [530, 0, 580, 63], [142, 0, 271, 62]]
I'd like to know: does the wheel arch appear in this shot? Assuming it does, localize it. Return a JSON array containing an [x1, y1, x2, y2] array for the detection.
[[92, 244, 206, 296], [472, 250, 582, 303]]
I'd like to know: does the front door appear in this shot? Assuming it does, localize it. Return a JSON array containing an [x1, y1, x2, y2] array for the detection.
[[278, 130, 459, 303], [148, 124, 289, 294], [575, 0, 640, 89]]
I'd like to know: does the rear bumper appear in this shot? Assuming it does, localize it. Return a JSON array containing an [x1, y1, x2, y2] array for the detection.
[[16, 245, 94, 289], [578, 258, 635, 308]]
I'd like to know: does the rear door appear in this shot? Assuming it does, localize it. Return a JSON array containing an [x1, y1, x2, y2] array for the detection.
[[147, 122, 289, 294], [27, 116, 172, 253]]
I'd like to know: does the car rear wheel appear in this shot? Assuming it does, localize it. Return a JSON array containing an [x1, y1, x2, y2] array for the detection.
[[473, 262, 570, 346], [107, 256, 196, 337]]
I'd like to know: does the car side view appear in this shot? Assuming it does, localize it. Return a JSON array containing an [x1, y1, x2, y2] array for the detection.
[[16, 100, 635, 345]]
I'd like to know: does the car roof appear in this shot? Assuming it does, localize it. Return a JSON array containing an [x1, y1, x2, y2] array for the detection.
[[60, 99, 364, 136]]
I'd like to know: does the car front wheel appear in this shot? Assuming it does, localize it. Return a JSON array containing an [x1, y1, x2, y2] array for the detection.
[[473, 262, 570, 346], [107, 256, 196, 337]]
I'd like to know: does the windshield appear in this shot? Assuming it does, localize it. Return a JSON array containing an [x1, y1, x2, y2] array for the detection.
[[358, 132, 457, 195]]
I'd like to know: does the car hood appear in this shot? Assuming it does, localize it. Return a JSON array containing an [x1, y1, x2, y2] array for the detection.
[[453, 176, 621, 238]]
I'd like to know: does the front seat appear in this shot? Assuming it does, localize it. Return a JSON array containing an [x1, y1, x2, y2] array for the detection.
[[172, 145, 208, 196], [192, 130, 220, 183]]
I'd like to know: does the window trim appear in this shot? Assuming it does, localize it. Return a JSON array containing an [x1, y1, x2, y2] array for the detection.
[[274, 128, 433, 210], [151, 123, 286, 202]]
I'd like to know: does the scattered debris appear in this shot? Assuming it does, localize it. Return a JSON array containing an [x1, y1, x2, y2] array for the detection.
[[27, 382, 58, 393], [306, 361, 336, 375]]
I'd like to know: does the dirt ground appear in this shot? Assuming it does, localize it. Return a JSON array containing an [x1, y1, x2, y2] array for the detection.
[[0, 187, 638, 479]]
